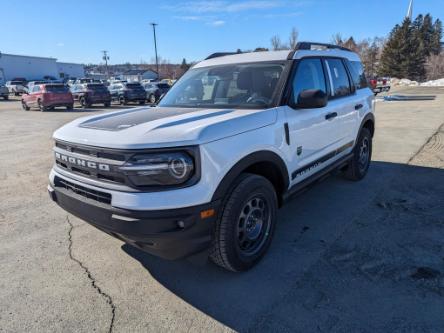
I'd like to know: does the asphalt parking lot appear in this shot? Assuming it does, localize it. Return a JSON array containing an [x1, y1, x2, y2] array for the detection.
[[1, 87, 444, 332]]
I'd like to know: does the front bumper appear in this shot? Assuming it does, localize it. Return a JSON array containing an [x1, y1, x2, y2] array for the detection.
[[48, 179, 220, 260]]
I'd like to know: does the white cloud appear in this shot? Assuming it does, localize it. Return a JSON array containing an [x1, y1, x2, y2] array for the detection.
[[56, 42, 64, 47], [165, 1, 283, 13], [209, 20, 226, 26]]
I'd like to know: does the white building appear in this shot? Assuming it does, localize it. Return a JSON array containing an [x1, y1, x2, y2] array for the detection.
[[121, 69, 158, 82], [56, 62, 85, 80], [0, 52, 84, 82]]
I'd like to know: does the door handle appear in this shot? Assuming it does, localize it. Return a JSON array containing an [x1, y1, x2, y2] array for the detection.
[[325, 112, 338, 120], [355, 104, 364, 110]]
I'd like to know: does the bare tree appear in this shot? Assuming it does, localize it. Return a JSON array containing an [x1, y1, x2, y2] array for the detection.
[[288, 28, 299, 49], [331, 33, 344, 46], [426, 53, 444, 80], [271, 35, 283, 51]]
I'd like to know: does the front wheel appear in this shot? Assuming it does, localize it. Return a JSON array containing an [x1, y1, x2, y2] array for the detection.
[[210, 174, 277, 272], [38, 99, 47, 111], [80, 96, 90, 108], [148, 94, 156, 104], [22, 101, 30, 111], [104, 102, 111, 107], [4, 95, 8, 100], [66, 104, 73, 110], [343, 128, 372, 181]]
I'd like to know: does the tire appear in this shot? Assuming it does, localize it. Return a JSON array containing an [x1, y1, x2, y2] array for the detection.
[[80, 96, 90, 109], [343, 128, 372, 181], [4, 96, 8, 100], [149, 94, 156, 104], [38, 99, 47, 111], [66, 104, 73, 110], [104, 102, 111, 107], [119, 96, 127, 105], [210, 173, 278, 272], [21, 101, 30, 111], [139, 100, 146, 105]]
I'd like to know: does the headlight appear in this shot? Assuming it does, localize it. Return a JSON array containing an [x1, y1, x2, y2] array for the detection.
[[119, 152, 195, 186]]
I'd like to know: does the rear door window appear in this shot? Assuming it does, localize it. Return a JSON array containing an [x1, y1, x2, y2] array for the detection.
[[324, 59, 351, 98], [290, 58, 327, 105]]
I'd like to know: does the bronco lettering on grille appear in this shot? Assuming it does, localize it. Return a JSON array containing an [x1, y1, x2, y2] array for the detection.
[[55, 152, 111, 171]]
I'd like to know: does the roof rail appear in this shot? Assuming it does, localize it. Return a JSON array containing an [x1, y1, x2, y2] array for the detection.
[[287, 41, 352, 59], [205, 52, 241, 60], [295, 42, 352, 52]]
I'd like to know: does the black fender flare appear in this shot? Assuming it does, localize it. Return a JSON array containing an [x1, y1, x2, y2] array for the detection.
[[359, 112, 375, 137], [211, 150, 290, 202]]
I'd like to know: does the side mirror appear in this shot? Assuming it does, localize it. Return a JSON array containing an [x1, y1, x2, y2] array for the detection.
[[294, 89, 328, 109]]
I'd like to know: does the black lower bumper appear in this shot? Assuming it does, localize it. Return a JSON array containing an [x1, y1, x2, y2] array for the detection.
[[49, 184, 220, 260]]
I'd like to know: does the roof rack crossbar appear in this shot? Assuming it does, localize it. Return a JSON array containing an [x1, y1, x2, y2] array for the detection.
[[205, 52, 241, 60], [295, 42, 352, 52]]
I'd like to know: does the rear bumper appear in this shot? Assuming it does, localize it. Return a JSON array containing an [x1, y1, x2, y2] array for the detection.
[[48, 181, 220, 260], [43, 101, 73, 107], [87, 96, 111, 104]]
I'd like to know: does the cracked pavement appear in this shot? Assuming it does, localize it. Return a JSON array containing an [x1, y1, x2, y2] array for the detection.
[[1, 87, 444, 332]]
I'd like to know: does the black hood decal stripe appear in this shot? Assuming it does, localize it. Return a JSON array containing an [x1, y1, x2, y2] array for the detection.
[[79, 107, 204, 131]]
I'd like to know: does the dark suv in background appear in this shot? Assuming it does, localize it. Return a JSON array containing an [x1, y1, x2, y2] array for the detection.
[[143, 82, 170, 104], [109, 82, 146, 105], [70, 83, 111, 108]]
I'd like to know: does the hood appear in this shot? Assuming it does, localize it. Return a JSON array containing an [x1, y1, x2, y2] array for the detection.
[[53, 106, 277, 149]]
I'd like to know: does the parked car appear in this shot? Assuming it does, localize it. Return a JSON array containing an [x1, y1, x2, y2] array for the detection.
[[143, 82, 171, 104], [0, 84, 9, 100], [74, 78, 102, 84], [369, 77, 391, 95], [109, 82, 146, 105], [48, 42, 375, 272], [26, 80, 48, 92], [21, 83, 73, 111], [70, 83, 111, 108], [6, 80, 27, 95]]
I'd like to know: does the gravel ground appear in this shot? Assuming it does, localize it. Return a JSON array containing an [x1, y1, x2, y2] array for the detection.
[[0, 88, 443, 332]]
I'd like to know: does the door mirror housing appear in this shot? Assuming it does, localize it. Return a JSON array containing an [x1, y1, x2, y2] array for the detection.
[[293, 89, 328, 109]]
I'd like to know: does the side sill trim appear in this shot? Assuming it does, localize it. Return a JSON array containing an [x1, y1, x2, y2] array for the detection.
[[282, 153, 353, 203]]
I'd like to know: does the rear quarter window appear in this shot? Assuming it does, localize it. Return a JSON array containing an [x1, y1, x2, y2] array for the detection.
[[349, 61, 368, 89], [324, 59, 351, 98]]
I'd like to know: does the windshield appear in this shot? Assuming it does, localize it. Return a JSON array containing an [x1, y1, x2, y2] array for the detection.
[[45, 84, 69, 93], [126, 83, 144, 90], [159, 62, 285, 109], [86, 83, 107, 91]]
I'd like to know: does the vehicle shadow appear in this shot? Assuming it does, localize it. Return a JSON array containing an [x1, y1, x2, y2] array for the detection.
[[121, 161, 444, 331], [42, 105, 140, 113]]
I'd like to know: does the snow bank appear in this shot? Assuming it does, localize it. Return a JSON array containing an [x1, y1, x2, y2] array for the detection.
[[420, 78, 444, 87], [391, 78, 419, 86]]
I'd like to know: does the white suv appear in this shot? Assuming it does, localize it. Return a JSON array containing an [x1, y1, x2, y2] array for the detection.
[[48, 42, 374, 272]]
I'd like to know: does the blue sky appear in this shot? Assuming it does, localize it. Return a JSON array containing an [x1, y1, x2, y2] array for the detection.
[[1, 0, 443, 64]]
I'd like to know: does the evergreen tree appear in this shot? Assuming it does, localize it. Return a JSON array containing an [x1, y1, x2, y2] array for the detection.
[[379, 23, 404, 78], [431, 19, 443, 55]]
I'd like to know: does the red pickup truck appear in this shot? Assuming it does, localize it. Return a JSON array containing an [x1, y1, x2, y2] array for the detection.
[[22, 83, 74, 111]]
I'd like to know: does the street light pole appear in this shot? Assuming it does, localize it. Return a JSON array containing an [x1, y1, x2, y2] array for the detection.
[[102, 50, 109, 79], [150, 23, 159, 80]]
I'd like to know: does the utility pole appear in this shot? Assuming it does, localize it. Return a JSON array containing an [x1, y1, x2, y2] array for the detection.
[[102, 50, 110, 79], [150, 23, 159, 80]]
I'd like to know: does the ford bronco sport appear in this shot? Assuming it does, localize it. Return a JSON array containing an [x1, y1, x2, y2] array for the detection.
[[48, 42, 375, 272]]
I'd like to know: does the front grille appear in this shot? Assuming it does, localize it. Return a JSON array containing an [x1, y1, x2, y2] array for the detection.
[[54, 176, 111, 204], [54, 141, 127, 185]]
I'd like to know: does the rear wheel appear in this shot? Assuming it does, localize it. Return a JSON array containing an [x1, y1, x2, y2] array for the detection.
[[139, 100, 146, 105], [343, 128, 372, 181], [119, 96, 127, 105], [4, 95, 8, 100], [21, 101, 30, 111], [104, 102, 111, 107], [66, 104, 73, 110], [210, 174, 277, 272]]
